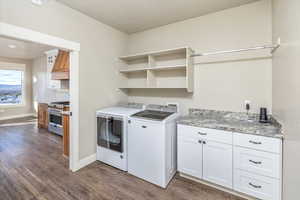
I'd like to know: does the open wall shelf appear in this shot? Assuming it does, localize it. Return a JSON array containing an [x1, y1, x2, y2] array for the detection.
[[119, 47, 194, 92]]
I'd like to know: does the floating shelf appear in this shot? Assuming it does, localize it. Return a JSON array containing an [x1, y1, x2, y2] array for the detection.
[[119, 47, 187, 62], [118, 47, 194, 92], [119, 64, 186, 73]]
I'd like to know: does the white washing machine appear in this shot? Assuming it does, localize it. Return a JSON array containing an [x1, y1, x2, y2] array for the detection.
[[96, 105, 143, 171], [127, 104, 179, 188]]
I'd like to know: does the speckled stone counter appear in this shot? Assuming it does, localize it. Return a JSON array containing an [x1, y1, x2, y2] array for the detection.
[[177, 109, 283, 139]]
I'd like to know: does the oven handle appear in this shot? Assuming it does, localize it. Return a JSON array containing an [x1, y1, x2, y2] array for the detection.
[[49, 122, 63, 128]]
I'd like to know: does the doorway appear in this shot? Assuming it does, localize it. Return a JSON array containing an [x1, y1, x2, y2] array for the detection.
[[0, 22, 80, 171]]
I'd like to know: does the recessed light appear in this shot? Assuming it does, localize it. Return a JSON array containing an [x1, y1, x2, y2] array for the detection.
[[8, 45, 16, 49], [32, 0, 48, 5]]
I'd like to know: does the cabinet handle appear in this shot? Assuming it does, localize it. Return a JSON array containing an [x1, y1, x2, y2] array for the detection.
[[198, 140, 202, 144], [249, 182, 262, 189], [202, 141, 206, 144], [249, 160, 262, 165], [198, 132, 207, 136], [249, 140, 262, 145], [142, 125, 147, 128]]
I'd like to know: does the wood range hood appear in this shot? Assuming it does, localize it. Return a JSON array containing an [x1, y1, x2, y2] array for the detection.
[[52, 50, 70, 80]]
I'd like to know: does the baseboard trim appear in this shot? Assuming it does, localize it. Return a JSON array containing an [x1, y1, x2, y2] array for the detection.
[[179, 173, 255, 200], [73, 153, 96, 172], [0, 113, 35, 121]]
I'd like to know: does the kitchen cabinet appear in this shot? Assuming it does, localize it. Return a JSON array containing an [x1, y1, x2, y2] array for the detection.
[[177, 136, 203, 179], [177, 124, 282, 200], [203, 140, 232, 188], [177, 124, 233, 189], [45, 49, 61, 89], [233, 133, 282, 200], [38, 103, 48, 129], [62, 111, 69, 157]]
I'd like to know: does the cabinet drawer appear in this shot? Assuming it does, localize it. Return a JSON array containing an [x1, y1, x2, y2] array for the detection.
[[178, 124, 233, 144], [178, 124, 202, 139], [233, 133, 282, 154], [234, 147, 281, 178], [234, 170, 281, 200]]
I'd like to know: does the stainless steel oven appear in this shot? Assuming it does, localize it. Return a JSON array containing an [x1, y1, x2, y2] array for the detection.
[[48, 108, 63, 136]]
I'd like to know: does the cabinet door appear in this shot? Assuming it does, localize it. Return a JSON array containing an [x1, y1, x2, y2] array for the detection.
[[178, 136, 203, 179], [203, 140, 233, 188]]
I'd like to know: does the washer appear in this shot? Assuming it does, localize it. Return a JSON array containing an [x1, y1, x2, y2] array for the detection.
[[96, 105, 143, 171], [127, 104, 179, 188]]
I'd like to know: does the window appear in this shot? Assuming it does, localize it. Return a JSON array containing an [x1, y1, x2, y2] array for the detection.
[[0, 63, 25, 106]]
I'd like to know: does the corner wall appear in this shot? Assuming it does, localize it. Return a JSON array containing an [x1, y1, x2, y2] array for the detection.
[[0, 57, 34, 120], [272, 0, 300, 199], [126, 0, 272, 114]]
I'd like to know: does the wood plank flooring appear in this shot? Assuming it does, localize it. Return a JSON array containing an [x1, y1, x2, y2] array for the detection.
[[0, 117, 245, 200]]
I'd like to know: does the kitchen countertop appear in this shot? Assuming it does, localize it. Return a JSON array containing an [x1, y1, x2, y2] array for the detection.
[[177, 109, 283, 139]]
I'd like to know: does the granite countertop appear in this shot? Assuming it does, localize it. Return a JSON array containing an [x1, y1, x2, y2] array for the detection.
[[177, 109, 283, 139]]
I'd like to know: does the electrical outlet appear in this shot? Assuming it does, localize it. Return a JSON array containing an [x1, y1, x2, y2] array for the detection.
[[244, 100, 251, 106]]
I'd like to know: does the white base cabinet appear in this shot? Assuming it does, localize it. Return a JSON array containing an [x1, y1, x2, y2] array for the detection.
[[177, 125, 233, 189], [177, 124, 282, 200]]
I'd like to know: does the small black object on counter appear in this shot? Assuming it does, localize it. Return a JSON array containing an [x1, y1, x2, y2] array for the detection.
[[259, 107, 269, 123]]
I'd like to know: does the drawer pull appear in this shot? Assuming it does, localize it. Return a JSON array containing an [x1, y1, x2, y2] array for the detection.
[[249, 140, 262, 145], [198, 132, 207, 136], [198, 140, 202, 144], [249, 182, 262, 189], [249, 159, 262, 165], [142, 125, 147, 128]]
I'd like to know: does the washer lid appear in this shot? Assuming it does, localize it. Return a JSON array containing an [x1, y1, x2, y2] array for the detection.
[[96, 106, 142, 117], [131, 110, 174, 121]]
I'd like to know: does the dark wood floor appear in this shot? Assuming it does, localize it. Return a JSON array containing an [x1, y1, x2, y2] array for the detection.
[[0, 117, 245, 200]]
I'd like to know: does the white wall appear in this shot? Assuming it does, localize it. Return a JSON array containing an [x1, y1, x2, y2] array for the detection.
[[32, 55, 69, 112], [126, 0, 272, 114], [0, 56, 34, 120], [272, 0, 300, 199], [0, 0, 128, 159]]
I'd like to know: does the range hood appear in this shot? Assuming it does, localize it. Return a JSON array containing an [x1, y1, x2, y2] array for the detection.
[[51, 50, 70, 80]]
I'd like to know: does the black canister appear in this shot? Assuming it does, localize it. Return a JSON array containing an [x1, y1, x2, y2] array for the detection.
[[259, 107, 268, 123]]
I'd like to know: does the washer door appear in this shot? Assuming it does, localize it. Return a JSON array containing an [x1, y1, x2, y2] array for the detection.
[[97, 116, 123, 153]]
